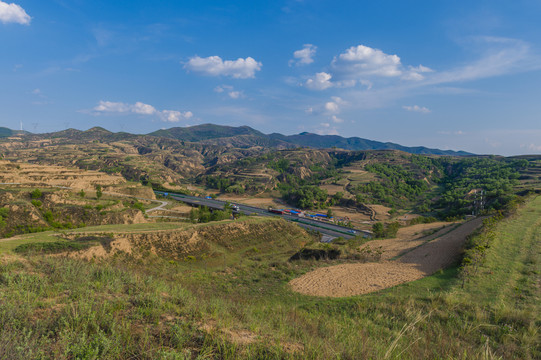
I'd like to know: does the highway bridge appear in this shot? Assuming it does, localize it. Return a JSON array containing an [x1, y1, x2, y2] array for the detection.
[[155, 191, 359, 240]]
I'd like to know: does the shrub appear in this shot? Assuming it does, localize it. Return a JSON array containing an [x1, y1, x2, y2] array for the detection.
[[14, 241, 93, 254], [31, 189, 42, 199]]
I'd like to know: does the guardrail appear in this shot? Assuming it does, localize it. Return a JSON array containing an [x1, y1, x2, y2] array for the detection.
[[155, 190, 357, 237], [289, 218, 355, 237]]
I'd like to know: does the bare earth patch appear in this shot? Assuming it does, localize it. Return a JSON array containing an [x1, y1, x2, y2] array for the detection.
[[365, 222, 455, 260], [369, 204, 392, 220], [217, 195, 285, 208], [289, 217, 485, 297]]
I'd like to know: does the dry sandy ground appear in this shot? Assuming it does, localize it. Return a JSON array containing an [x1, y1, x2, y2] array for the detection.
[[216, 195, 285, 209], [289, 217, 484, 297], [320, 184, 345, 195], [366, 222, 455, 260]]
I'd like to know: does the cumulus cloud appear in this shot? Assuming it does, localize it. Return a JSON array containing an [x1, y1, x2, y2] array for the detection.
[[184, 55, 262, 79], [290, 44, 317, 66], [324, 101, 339, 113], [214, 85, 244, 99], [304, 44, 433, 91], [160, 110, 193, 122], [403, 105, 431, 113], [332, 44, 402, 77], [305, 72, 333, 90], [92, 101, 193, 122], [0, 1, 31, 25], [324, 96, 346, 114], [132, 102, 156, 115]]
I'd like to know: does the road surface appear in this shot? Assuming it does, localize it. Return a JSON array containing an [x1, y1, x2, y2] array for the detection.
[[155, 191, 356, 239]]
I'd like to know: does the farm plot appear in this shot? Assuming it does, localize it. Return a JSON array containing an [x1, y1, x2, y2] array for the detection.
[[289, 217, 484, 297]]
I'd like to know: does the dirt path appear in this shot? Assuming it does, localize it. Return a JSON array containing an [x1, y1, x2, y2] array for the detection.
[[289, 217, 485, 297], [146, 200, 168, 213]]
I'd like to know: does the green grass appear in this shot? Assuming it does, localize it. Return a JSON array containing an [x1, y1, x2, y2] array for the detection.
[[0, 197, 539, 359], [14, 241, 94, 254]]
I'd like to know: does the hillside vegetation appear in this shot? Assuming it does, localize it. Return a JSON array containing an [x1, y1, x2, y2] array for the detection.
[[0, 161, 153, 238], [2, 128, 539, 227], [1, 195, 539, 359]]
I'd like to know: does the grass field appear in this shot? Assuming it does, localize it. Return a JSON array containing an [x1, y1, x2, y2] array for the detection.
[[0, 197, 539, 359]]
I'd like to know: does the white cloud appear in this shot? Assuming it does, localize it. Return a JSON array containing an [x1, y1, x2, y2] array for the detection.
[[304, 44, 433, 91], [94, 101, 130, 113], [331, 115, 343, 123], [228, 91, 242, 99], [31, 88, 41, 94], [132, 102, 156, 115], [305, 72, 333, 90], [214, 85, 244, 99], [91, 101, 192, 122], [0, 1, 31, 25], [324, 96, 346, 114], [403, 105, 431, 113], [290, 44, 317, 66], [427, 37, 538, 85], [325, 101, 339, 113], [402, 65, 434, 81], [332, 44, 403, 77], [214, 86, 226, 93], [184, 55, 262, 79], [521, 143, 541, 152], [315, 123, 339, 135], [160, 110, 193, 122]]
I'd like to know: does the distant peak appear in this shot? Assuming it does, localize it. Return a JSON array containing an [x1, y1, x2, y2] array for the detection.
[[85, 126, 111, 133]]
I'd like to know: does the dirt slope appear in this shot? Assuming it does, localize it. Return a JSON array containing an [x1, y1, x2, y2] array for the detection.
[[289, 217, 485, 297]]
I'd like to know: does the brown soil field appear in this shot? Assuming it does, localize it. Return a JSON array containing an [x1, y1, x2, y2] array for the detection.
[[369, 204, 392, 220], [216, 195, 285, 209], [361, 222, 456, 260], [329, 207, 372, 223], [289, 217, 484, 297], [0, 160, 154, 198], [320, 184, 346, 195]]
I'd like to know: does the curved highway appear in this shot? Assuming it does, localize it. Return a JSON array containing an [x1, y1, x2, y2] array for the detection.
[[155, 191, 357, 239]]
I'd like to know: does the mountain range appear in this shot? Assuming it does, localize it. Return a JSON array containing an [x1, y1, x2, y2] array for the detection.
[[149, 124, 473, 156], [1, 124, 472, 156]]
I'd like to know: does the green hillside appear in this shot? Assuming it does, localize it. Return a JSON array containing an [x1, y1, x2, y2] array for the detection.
[[0, 127, 14, 138]]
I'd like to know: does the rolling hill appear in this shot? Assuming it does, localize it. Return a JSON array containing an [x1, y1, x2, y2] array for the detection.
[[150, 124, 473, 155]]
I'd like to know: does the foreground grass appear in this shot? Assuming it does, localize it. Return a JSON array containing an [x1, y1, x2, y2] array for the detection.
[[0, 198, 540, 359]]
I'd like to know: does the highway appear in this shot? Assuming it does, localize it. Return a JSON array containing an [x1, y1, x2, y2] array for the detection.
[[155, 191, 357, 239]]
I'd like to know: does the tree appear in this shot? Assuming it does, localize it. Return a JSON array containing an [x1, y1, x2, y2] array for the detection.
[[327, 208, 333, 218], [189, 208, 197, 223], [79, 189, 86, 198], [95, 185, 103, 200], [372, 222, 384, 238]]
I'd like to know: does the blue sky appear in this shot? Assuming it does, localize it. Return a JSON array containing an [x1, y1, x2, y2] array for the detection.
[[1, 0, 540, 155]]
